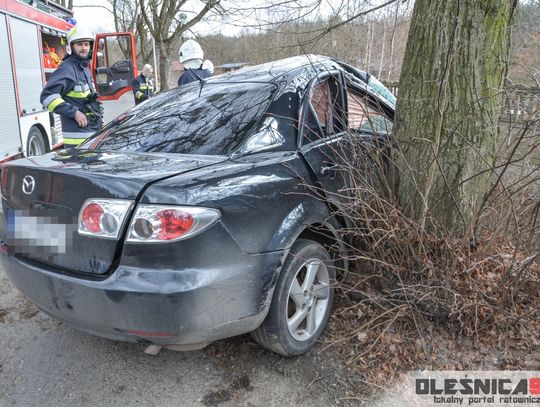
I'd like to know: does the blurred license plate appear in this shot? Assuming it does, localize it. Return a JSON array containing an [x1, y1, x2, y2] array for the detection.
[[7, 209, 72, 254]]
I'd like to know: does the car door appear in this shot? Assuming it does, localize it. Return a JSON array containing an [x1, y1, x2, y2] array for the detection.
[[299, 71, 351, 210], [91, 32, 138, 124]]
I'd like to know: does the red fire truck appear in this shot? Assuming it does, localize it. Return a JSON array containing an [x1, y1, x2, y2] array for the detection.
[[0, 0, 137, 162]]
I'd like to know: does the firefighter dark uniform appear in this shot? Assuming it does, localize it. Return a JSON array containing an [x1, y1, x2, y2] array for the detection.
[[177, 39, 213, 87], [132, 73, 155, 104], [40, 52, 102, 148], [177, 67, 212, 87]]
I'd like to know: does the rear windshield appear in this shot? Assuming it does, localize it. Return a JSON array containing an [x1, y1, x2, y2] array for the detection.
[[81, 82, 276, 156]]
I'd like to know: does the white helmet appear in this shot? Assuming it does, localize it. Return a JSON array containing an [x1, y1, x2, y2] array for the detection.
[[179, 39, 204, 64], [66, 26, 94, 53]]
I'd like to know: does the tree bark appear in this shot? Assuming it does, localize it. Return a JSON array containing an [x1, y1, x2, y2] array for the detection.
[[156, 40, 176, 91], [393, 0, 518, 234]]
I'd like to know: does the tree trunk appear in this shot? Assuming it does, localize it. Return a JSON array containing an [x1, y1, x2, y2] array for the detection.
[[393, 0, 517, 234], [364, 20, 373, 71], [136, 14, 153, 70], [377, 19, 386, 78], [386, 0, 399, 81], [157, 41, 175, 91], [138, 0, 220, 91]]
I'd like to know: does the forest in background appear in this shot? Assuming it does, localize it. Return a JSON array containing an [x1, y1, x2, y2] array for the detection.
[[193, 0, 540, 85], [95, 0, 540, 88]]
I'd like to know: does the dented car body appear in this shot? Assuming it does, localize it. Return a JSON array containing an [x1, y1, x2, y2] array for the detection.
[[0, 55, 395, 355]]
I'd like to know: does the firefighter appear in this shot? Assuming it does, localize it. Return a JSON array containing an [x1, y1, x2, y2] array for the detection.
[[132, 64, 156, 105], [40, 25, 103, 148], [177, 39, 213, 86]]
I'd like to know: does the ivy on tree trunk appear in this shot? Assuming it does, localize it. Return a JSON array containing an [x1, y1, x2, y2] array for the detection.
[[393, 0, 518, 235]]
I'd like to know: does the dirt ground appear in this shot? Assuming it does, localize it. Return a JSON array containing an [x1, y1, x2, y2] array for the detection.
[[0, 269, 361, 407], [4, 267, 540, 407]]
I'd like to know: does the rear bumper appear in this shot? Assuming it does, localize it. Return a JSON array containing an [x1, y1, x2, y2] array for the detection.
[[0, 248, 284, 346]]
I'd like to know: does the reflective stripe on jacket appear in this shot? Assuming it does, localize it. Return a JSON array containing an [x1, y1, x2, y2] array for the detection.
[[62, 131, 94, 148], [40, 54, 101, 135], [132, 74, 155, 104]]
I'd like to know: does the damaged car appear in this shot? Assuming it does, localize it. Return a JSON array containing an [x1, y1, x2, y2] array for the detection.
[[0, 55, 395, 356]]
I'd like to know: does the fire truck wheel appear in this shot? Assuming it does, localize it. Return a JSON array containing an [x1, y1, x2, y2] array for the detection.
[[26, 127, 47, 157]]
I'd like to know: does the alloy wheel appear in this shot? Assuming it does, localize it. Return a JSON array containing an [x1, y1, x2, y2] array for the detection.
[[286, 258, 331, 341]]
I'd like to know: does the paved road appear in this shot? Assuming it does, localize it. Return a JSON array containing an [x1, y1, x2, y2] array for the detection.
[[0, 270, 344, 407]]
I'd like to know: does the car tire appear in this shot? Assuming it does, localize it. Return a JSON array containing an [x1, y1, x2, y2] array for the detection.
[[252, 239, 335, 356], [26, 127, 47, 157]]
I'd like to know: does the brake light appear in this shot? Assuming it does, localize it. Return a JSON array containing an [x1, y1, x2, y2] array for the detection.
[[78, 199, 133, 239], [82, 203, 103, 233], [157, 209, 194, 240], [127, 205, 220, 243]]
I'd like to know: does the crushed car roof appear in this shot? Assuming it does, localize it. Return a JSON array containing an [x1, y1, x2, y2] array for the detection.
[[208, 55, 340, 84], [203, 54, 396, 109]]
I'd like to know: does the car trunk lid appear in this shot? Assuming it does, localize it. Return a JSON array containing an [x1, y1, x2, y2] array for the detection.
[[0, 150, 226, 275]]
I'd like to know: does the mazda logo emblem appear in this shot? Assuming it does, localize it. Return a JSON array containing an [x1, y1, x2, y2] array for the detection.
[[22, 175, 35, 195]]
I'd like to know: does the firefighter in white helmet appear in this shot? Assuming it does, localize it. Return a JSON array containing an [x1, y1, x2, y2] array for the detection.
[[177, 39, 213, 86], [40, 25, 103, 148], [132, 64, 156, 105]]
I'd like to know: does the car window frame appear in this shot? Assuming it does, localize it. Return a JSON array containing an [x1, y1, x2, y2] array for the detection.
[[298, 70, 347, 150], [345, 81, 394, 137]]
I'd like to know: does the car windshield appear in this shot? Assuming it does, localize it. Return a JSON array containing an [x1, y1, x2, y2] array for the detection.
[[81, 82, 277, 156]]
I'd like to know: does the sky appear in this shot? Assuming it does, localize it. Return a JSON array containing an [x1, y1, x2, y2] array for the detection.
[[72, 0, 252, 36], [71, 0, 349, 37], [72, 0, 113, 32]]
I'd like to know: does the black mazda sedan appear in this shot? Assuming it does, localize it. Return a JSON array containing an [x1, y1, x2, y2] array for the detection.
[[0, 55, 395, 356]]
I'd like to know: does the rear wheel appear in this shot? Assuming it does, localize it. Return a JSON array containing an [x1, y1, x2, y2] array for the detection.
[[26, 127, 47, 157], [252, 239, 335, 356]]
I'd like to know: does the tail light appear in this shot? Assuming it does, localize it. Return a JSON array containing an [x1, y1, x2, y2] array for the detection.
[[127, 205, 220, 243], [78, 199, 133, 239]]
